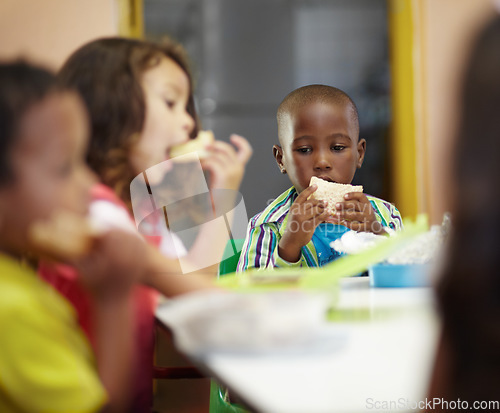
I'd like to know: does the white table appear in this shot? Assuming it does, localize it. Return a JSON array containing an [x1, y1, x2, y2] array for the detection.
[[194, 278, 439, 413]]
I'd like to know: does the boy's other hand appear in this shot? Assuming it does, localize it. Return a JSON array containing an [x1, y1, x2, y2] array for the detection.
[[334, 192, 385, 235], [74, 230, 147, 300], [278, 184, 333, 263], [201, 134, 252, 192]]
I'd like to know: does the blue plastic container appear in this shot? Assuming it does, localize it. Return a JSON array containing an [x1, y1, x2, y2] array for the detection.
[[369, 263, 431, 288]]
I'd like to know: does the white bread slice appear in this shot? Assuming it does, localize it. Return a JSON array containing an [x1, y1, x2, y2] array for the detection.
[[28, 210, 102, 260], [170, 130, 214, 162], [309, 176, 363, 215]]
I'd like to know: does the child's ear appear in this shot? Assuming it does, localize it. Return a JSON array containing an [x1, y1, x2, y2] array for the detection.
[[272, 145, 286, 174], [356, 138, 366, 168]]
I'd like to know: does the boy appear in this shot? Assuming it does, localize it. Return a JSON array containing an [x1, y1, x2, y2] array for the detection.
[[237, 84, 402, 270], [0, 61, 146, 413]]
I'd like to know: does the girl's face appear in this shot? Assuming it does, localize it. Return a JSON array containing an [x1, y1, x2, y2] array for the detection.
[[131, 56, 194, 184], [0, 92, 95, 254]]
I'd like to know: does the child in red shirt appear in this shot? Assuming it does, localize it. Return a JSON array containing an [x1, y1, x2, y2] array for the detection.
[[40, 37, 251, 412]]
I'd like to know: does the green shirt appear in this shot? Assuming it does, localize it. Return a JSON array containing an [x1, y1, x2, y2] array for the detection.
[[0, 254, 107, 413]]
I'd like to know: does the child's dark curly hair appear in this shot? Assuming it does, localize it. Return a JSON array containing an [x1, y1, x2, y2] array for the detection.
[[0, 61, 56, 185]]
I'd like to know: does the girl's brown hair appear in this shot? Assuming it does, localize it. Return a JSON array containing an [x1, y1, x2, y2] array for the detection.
[[58, 37, 199, 204]]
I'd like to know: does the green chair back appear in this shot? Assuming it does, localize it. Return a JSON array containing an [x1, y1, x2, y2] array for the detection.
[[210, 238, 249, 413], [218, 238, 245, 276]]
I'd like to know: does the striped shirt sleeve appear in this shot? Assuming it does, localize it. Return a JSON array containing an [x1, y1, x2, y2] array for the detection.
[[237, 220, 308, 271], [273, 247, 306, 268], [237, 221, 280, 271], [368, 196, 404, 231]]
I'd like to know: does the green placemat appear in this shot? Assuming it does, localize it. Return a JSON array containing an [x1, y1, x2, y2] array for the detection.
[[216, 215, 428, 292]]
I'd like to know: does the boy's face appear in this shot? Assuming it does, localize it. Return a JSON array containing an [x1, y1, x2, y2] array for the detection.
[[0, 92, 95, 254], [273, 101, 366, 194]]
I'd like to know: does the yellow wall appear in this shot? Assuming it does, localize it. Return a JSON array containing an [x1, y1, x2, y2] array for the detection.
[[116, 0, 144, 38], [0, 0, 118, 69], [389, 0, 495, 224], [415, 0, 495, 224], [388, 0, 418, 220]]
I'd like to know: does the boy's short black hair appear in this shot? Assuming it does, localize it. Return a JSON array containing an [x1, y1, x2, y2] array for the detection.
[[277, 84, 359, 142], [0, 61, 56, 185]]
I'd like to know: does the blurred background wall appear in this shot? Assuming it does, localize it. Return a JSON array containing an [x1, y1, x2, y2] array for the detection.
[[0, 0, 118, 69], [3, 0, 491, 224], [144, 0, 497, 224], [145, 0, 393, 219], [412, 0, 496, 223]]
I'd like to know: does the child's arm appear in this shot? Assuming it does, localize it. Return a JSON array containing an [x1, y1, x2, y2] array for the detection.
[[74, 230, 147, 413], [236, 221, 280, 272], [93, 293, 133, 413], [182, 134, 252, 273], [143, 244, 218, 294], [278, 184, 334, 263]]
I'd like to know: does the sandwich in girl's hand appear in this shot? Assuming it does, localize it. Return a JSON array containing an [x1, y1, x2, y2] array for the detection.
[[309, 176, 363, 216], [170, 130, 215, 162]]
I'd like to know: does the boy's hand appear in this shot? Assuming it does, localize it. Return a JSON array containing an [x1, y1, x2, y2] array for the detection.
[[334, 192, 385, 234], [74, 230, 147, 300], [279, 184, 333, 263], [201, 134, 252, 192]]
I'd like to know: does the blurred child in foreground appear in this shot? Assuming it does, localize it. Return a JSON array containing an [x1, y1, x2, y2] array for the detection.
[[0, 61, 146, 413], [429, 15, 500, 405], [238, 85, 402, 271]]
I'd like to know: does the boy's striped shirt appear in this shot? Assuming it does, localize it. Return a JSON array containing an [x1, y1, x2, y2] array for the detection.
[[236, 186, 403, 272]]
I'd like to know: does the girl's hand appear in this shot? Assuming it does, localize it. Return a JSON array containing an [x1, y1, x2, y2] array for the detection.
[[334, 192, 385, 234], [201, 134, 252, 191], [278, 184, 333, 263]]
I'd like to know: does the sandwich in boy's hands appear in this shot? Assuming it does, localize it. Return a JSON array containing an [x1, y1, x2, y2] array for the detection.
[[309, 176, 385, 234], [278, 183, 336, 263]]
